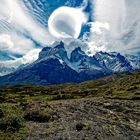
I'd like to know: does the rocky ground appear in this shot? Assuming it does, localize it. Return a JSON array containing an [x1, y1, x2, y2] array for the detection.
[[0, 70, 140, 140], [25, 97, 140, 140]]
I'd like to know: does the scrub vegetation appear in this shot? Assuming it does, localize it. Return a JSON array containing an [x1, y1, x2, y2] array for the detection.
[[0, 70, 140, 140]]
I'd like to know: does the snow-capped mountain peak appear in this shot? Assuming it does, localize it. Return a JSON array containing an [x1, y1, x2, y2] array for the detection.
[[95, 51, 133, 72], [70, 47, 87, 62], [39, 41, 68, 61], [0, 41, 140, 86], [125, 54, 140, 70]]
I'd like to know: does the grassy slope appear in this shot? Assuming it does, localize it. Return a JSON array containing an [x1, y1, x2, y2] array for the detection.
[[0, 70, 140, 139]]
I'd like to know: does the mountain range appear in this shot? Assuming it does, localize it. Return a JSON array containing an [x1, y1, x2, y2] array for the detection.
[[0, 41, 140, 86]]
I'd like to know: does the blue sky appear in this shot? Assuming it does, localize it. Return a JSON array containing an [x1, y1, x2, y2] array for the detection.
[[0, 0, 89, 63], [0, 0, 140, 67]]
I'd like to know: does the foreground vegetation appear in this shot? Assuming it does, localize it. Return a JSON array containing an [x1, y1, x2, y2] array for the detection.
[[0, 70, 140, 140]]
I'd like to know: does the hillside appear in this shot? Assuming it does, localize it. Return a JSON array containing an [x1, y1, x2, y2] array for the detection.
[[0, 70, 140, 140]]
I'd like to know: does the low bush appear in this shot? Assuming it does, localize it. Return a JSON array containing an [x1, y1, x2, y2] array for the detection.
[[0, 103, 24, 132], [24, 109, 51, 122]]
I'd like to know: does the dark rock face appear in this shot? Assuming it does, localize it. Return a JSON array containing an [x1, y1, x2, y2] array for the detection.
[[70, 47, 87, 62], [95, 51, 133, 72], [0, 58, 81, 86], [0, 41, 140, 86]]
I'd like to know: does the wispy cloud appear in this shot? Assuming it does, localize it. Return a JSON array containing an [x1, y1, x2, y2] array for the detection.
[[0, 48, 41, 70], [0, 0, 87, 65], [0, 0, 56, 66], [86, 0, 140, 55], [0, 0, 53, 45], [0, 34, 14, 51]]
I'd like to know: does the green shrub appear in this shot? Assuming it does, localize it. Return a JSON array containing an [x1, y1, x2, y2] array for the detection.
[[127, 86, 137, 91], [24, 109, 51, 122], [0, 103, 24, 132], [52, 93, 74, 100]]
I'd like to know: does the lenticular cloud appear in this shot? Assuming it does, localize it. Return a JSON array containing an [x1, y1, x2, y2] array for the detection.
[[48, 6, 87, 39]]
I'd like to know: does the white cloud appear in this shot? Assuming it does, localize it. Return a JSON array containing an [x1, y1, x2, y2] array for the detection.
[[0, 0, 56, 68], [94, 0, 126, 38], [83, 22, 110, 55], [89, 22, 110, 35], [0, 0, 53, 45], [0, 48, 41, 69], [0, 33, 36, 55], [86, 0, 140, 55], [10, 34, 35, 55], [48, 6, 87, 39], [0, 34, 14, 51], [19, 48, 41, 64]]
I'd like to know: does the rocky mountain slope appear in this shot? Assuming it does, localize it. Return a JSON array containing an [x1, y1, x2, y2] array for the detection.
[[0, 41, 140, 86]]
